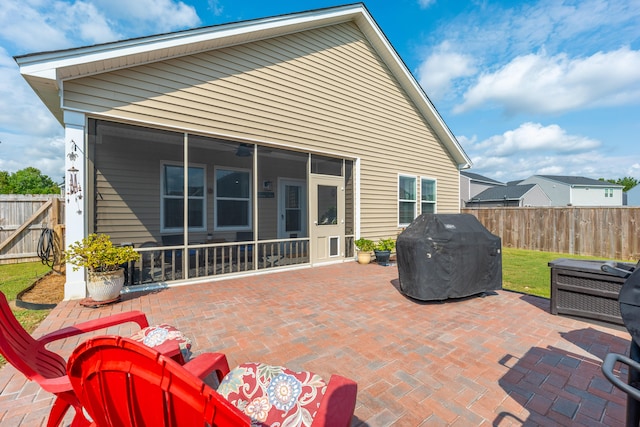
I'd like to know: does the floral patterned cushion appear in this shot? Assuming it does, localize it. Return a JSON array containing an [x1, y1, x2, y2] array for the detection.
[[217, 362, 328, 426], [129, 323, 192, 361]]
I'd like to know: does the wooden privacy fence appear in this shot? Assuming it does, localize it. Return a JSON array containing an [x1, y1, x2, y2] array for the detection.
[[462, 207, 640, 261], [0, 195, 65, 265]]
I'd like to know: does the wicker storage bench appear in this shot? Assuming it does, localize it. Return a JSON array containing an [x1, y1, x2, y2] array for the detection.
[[549, 258, 635, 326]]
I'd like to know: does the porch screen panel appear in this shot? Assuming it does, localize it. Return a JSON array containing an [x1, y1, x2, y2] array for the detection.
[[257, 146, 307, 241]]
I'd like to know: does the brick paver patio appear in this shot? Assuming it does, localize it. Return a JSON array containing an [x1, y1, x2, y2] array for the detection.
[[0, 262, 632, 426]]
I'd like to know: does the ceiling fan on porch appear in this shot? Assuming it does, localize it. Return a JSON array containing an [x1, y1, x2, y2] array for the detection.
[[235, 143, 253, 157]]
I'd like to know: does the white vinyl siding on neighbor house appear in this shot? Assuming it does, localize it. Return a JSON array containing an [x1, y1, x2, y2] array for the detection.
[[571, 187, 623, 206], [522, 185, 551, 206], [64, 21, 461, 239]]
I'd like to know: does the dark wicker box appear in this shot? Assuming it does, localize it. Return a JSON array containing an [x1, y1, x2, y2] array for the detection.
[[549, 258, 634, 326]]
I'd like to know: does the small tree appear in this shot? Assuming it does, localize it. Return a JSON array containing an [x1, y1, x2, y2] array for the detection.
[[0, 167, 60, 194], [599, 176, 639, 193]]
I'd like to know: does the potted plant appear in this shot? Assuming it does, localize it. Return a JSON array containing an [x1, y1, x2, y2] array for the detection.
[[374, 237, 396, 266], [354, 238, 375, 264], [65, 233, 140, 301]]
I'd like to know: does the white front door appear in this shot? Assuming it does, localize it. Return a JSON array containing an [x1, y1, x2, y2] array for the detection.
[[278, 179, 306, 239], [309, 174, 345, 264]]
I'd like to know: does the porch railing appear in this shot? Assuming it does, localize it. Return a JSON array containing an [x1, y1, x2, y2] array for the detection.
[[125, 237, 310, 286]]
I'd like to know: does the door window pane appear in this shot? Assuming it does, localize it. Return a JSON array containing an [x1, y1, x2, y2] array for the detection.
[[317, 185, 337, 225], [286, 211, 301, 232], [285, 185, 301, 232]]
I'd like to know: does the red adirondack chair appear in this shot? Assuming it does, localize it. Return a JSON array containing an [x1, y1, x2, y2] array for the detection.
[[67, 335, 358, 427], [0, 291, 150, 427]]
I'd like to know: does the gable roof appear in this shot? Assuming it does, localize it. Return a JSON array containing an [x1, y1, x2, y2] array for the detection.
[[15, 3, 471, 169], [533, 175, 623, 188], [460, 171, 505, 186], [471, 184, 536, 202]]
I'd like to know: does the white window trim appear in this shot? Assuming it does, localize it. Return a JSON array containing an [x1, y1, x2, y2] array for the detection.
[[214, 165, 253, 231], [398, 173, 417, 227], [160, 161, 207, 233], [420, 176, 437, 214]]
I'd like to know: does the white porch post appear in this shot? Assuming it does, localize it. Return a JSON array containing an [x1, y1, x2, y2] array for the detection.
[[63, 110, 87, 300]]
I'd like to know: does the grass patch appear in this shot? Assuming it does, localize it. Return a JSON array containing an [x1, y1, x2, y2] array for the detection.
[[0, 261, 52, 301], [0, 262, 53, 367], [501, 247, 613, 298]]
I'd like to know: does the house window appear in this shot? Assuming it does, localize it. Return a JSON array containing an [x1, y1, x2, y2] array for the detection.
[[161, 164, 205, 232], [215, 167, 251, 230], [399, 175, 417, 225], [605, 188, 614, 197], [421, 178, 436, 214]]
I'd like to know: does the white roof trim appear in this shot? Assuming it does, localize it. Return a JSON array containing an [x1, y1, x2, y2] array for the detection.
[[16, 3, 471, 168]]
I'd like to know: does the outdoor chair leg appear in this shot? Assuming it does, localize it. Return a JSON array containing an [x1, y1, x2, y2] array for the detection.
[[46, 395, 89, 427], [46, 397, 70, 427]]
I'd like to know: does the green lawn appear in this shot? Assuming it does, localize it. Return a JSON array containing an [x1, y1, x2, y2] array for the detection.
[[501, 247, 612, 298], [0, 262, 53, 333]]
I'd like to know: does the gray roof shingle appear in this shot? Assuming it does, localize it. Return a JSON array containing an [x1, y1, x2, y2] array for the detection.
[[470, 184, 536, 201]]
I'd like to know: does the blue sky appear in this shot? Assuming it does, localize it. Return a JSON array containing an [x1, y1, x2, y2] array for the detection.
[[1, 0, 639, 184]]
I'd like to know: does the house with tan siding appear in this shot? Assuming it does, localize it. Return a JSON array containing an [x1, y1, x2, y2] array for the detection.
[[16, 4, 471, 300]]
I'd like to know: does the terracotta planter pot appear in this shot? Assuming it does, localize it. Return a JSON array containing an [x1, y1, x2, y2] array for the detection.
[[357, 252, 372, 264], [87, 269, 125, 301]]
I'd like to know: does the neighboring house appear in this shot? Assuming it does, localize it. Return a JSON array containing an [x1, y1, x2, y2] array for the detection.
[[465, 184, 551, 207], [518, 175, 624, 207], [16, 4, 471, 299], [460, 171, 505, 207], [626, 185, 640, 206]]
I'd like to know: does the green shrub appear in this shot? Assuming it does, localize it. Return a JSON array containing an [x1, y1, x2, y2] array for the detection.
[[355, 238, 375, 252], [65, 233, 139, 272], [375, 238, 396, 252]]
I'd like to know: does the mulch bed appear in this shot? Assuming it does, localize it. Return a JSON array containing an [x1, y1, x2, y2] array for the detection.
[[18, 268, 65, 306]]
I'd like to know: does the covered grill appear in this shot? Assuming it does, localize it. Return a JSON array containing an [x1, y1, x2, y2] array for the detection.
[[396, 213, 502, 301], [600, 261, 640, 426]]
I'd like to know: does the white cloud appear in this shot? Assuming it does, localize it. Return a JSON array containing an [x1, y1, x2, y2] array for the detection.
[[208, 0, 224, 16], [0, 131, 65, 179], [417, 0, 436, 9], [455, 47, 640, 114], [416, 42, 476, 100], [0, 49, 60, 136], [93, 0, 200, 33], [469, 122, 600, 156], [0, 0, 200, 53], [0, 1, 71, 51], [459, 122, 614, 180]]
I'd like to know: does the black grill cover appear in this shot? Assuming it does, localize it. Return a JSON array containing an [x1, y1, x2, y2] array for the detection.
[[619, 265, 640, 346], [396, 213, 502, 301]]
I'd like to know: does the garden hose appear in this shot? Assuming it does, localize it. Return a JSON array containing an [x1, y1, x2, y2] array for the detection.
[[37, 228, 61, 268]]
